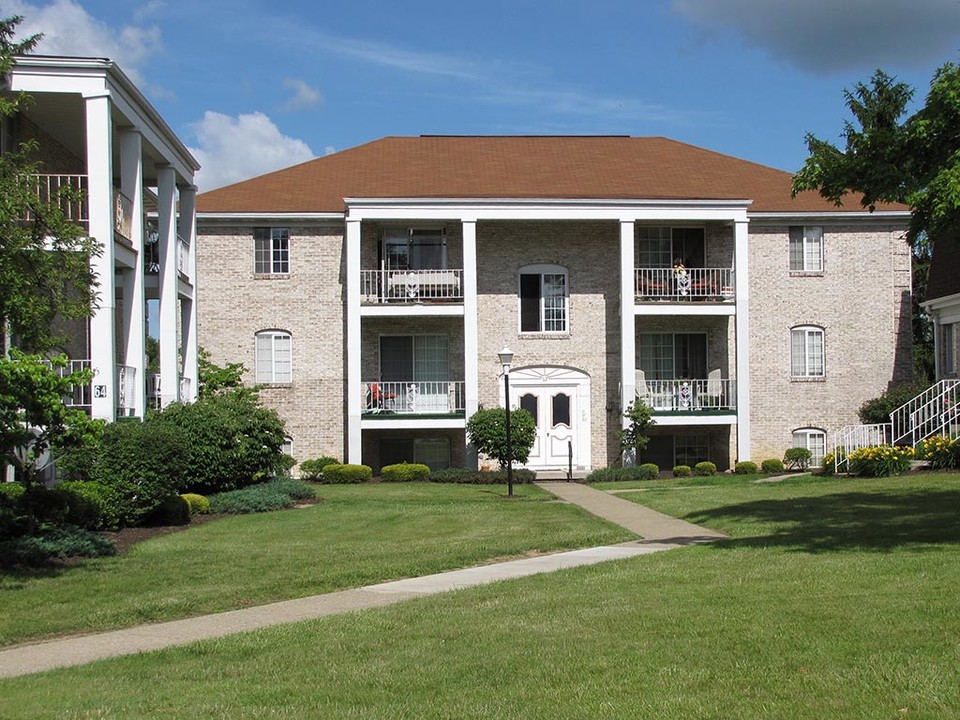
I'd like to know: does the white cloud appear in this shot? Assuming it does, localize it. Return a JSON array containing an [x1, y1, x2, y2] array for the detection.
[[1, 0, 166, 91], [281, 79, 322, 111], [188, 111, 316, 191], [672, 0, 960, 73]]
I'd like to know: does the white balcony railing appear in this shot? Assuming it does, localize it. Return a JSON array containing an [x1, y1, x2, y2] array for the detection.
[[177, 235, 191, 277], [28, 174, 88, 223], [640, 378, 735, 411], [58, 358, 92, 410], [116, 364, 137, 416], [362, 381, 465, 414], [148, 373, 192, 408], [179, 376, 192, 401], [113, 188, 133, 242], [361, 269, 463, 303], [635, 267, 734, 301]]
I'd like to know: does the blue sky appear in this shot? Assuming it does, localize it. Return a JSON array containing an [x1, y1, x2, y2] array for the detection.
[[3, 0, 960, 191]]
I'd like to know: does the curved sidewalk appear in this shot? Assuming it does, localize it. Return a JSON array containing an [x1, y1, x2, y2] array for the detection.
[[0, 482, 724, 679]]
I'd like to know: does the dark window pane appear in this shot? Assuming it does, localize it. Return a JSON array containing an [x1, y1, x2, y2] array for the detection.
[[519, 274, 541, 331], [552, 393, 570, 427], [520, 393, 538, 424]]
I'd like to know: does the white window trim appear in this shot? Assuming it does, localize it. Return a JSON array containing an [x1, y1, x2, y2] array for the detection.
[[791, 325, 825, 378], [255, 330, 293, 384], [792, 427, 827, 467], [254, 227, 290, 275], [518, 263, 569, 335]]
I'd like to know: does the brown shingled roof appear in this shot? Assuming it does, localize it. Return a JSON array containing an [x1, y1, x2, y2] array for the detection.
[[196, 136, 907, 215]]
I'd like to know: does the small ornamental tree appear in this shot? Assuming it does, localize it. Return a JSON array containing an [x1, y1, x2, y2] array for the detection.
[[620, 397, 656, 464], [466, 407, 536, 470]]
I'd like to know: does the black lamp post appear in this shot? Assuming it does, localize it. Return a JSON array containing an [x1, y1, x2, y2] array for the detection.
[[498, 346, 514, 497]]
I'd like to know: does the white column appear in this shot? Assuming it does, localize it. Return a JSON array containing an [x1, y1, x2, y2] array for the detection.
[[156, 165, 179, 407], [733, 218, 751, 461], [620, 220, 636, 465], [84, 93, 116, 421], [462, 219, 479, 469], [119, 129, 145, 417], [179, 185, 198, 401], [346, 219, 362, 464]]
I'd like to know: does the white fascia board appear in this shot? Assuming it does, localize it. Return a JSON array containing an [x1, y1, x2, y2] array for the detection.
[[750, 210, 911, 225], [360, 418, 467, 430], [649, 414, 737, 427], [345, 198, 752, 223], [197, 212, 345, 222], [635, 304, 736, 317], [360, 305, 465, 318], [921, 291, 960, 313]]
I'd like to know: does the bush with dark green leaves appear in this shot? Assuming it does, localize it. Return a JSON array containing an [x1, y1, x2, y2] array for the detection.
[[637, 463, 660, 479], [298, 456, 340, 481], [761, 458, 785, 473], [56, 480, 124, 530], [734, 461, 758, 475], [672, 465, 692, 477], [145, 495, 191, 526], [151, 394, 288, 495], [91, 420, 190, 526], [858, 381, 932, 425], [694, 461, 717, 476], [380, 463, 431, 482], [0, 524, 116, 567], [585, 466, 655, 483], [466, 408, 536, 469], [321, 464, 373, 484], [427, 468, 537, 484], [783, 447, 813, 470], [208, 479, 316, 514]]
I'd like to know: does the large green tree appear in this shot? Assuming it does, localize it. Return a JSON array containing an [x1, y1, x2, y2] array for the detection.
[[0, 15, 101, 354], [792, 63, 960, 380]]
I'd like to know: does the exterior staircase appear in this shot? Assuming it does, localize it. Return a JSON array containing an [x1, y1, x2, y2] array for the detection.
[[832, 380, 960, 472]]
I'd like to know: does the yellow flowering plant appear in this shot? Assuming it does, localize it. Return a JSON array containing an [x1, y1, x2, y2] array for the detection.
[[847, 444, 914, 477], [916, 435, 960, 470]]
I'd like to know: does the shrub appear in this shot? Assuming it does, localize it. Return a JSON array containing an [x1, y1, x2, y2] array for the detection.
[[298, 456, 340, 481], [672, 465, 692, 477], [0, 483, 27, 540], [0, 482, 25, 502], [466, 408, 536, 469], [427, 467, 537, 484], [57, 481, 124, 530], [637, 463, 660, 479], [694, 461, 717, 476], [734, 461, 758, 475], [761, 458, 785, 473], [916, 435, 960, 469], [380, 463, 430, 482], [181, 493, 210, 515], [0, 524, 116, 567], [145, 495, 192, 526], [91, 420, 190, 526], [321, 464, 373, 484], [847, 445, 915, 477], [858, 381, 932, 425], [208, 479, 315, 514], [819, 451, 836, 476], [150, 394, 288, 494], [783, 447, 813, 470]]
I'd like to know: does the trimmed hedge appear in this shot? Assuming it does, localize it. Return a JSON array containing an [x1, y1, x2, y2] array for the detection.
[[428, 468, 537, 484], [57, 481, 124, 531], [761, 458, 785, 473], [380, 463, 431, 482], [672, 465, 692, 477], [321, 464, 373, 484], [694, 461, 717, 476], [298, 456, 340, 481], [734, 461, 758, 475], [585, 465, 657, 483], [145, 495, 191, 526], [181, 493, 211, 515]]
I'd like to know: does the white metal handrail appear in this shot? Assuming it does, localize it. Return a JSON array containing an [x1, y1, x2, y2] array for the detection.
[[635, 267, 734, 301], [832, 423, 891, 472], [891, 379, 960, 447], [361, 269, 463, 303], [639, 378, 735, 411], [362, 381, 465, 414]]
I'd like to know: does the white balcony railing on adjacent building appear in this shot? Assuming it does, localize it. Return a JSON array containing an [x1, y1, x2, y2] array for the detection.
[[361, 269, 463, 303], [116, 364, 137, 416], [363, 381, 465, 414], [635, 267, 734, 301], [640, 378, 735, 411]]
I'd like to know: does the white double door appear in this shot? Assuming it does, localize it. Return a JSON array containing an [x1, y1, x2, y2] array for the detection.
[[508, 367, 591, 470]]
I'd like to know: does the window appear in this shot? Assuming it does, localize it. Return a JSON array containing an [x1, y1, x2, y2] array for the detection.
[[255, 331, 292, 383], [941, 323, 956, 376], [675, 434, 710, 467], [281, 437, 294, 459], [637, 227, 705, 268], [791, 326, 824, 378], [793, 428, 827, 467], [519, 265, 568, 333], [639, 333, 707, 380], [383, 228, 447, 271], [789, 226, 823, 272], [254, 227, 290, 274]]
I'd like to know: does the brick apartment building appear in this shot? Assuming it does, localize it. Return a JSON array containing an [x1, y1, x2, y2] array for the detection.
[[195, 136, 912, 473]]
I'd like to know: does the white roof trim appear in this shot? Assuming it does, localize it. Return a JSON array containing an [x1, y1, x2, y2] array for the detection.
[[198, 212, 345, 221], [750, 210, 911, 222], [921, 290, 960, 312]]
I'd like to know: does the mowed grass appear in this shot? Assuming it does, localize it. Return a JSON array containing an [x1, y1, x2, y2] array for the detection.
[[0, 482, 632, 646], [2, 474, 959, 718]]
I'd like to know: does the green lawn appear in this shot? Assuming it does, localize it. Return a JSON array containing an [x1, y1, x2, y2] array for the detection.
[[0, 482, 631, 646], [3, 474, 959, 719]]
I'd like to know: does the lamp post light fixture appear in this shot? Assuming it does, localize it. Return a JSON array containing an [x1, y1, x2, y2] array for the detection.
[[497, 346, 515, 497]]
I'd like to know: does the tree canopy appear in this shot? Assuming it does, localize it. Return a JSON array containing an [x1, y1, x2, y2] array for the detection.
[[792, 62, 960, 247]]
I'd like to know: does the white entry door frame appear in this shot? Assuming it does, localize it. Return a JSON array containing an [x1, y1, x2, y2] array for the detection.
[[502, 366, 591, 471]]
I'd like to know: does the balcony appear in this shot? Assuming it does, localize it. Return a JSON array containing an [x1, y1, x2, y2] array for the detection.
[[635, 267, 734, 302], [116, 364, 137, 416], [639, 377, 736, 413], [362, 381, 465, 416], [27, 174, 88, 224], [361, 269, 463, 304]]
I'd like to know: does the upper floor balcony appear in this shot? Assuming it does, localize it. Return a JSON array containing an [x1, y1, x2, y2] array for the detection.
[[361, 268, 463, 304], [635, 267, 735, 303]]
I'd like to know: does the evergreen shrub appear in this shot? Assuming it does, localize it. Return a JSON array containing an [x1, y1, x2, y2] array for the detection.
[[321, 464, 373, 484], [180, 493, 211, 515], [298, 456, 340, 481], [380, 463, 431, 482], [761, 458, 785, 473], [427, 468, 537, 484], [672, 465, 692, 477], [734, 461, 758, 474], [694, 461, 717, 476]]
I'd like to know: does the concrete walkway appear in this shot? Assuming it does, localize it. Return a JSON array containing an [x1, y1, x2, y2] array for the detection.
[[0, 482, 724, 679]]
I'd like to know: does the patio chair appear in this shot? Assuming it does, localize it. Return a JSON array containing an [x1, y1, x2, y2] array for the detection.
[[698, 369, 724, 409]]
